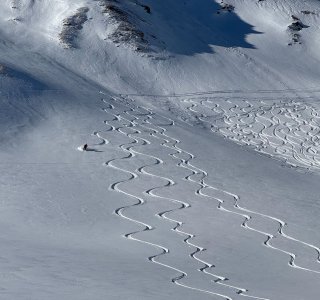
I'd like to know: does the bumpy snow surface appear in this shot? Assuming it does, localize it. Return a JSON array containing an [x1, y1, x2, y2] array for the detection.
[[1, 0, 320, 299]]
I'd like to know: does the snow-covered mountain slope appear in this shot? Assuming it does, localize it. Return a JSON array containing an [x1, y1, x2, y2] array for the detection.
[[1, 1, 320, 299], [2, 0, 320, 93]]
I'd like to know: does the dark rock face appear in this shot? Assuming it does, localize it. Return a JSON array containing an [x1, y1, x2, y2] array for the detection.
[[99, 0, 148, 51], [59, 7, 89, 48], [287, 17, 309, 46]]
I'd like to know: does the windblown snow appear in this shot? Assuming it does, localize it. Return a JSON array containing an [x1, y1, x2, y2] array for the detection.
[[0, 0, 320, 299]]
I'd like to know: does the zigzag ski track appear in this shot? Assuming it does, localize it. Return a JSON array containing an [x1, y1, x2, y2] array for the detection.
[[94, 93, 320, 300]]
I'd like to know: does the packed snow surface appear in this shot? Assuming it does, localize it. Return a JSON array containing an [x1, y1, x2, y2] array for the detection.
[[1, 0, 320, 299]]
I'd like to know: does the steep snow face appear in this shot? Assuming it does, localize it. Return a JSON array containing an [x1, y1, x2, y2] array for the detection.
[[0, 0, 320, 94], [1, 1, 320, 300]]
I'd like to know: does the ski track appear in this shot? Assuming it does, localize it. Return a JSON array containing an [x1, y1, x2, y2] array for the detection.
[[96, 93, 320, 300], [174, 96, 320, 271], [97, 94, 277, 299], [195, 95, 320, 171], [134, 107, 320, 273], [130, 114, 271, 300], [98, 95, 272, 300], [100, 98, 238, 299], [179, 95, 320, 172]]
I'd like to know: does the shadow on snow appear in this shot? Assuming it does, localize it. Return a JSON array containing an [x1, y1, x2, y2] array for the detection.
[[144, 0, 261, 55]]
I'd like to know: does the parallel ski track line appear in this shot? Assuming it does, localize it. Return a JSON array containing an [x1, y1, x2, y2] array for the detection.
[[101, 100, 236, 299], [118, 123, 238, 300], [115, 88, 320, 99], [103, 94, 320, 300], [123, 123, 250, 299], [134, 113, 271, 300], [110, 100, 248, 299], [112, 96, 271, 300], [135, 97, 320, 272], [172, 98, 320, 273]]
